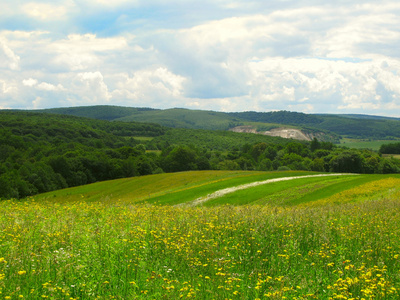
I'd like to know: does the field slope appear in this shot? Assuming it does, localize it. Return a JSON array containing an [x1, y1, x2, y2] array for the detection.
[[34, 171, 399, 207], [2, 171, 400, 299]]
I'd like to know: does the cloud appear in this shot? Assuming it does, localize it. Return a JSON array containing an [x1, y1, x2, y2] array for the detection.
[[50, 34, 128, 71], [72, 71, 111, 104], [0, 79, 17, 95], [247, 56, 400, 114], [36, 82, 66, 91], [1, 0, 400, 117], [22, 2, 72, 21], [22, 78, 38, 87], [0, 40, 20, 70], [112, 67, 187, 107]]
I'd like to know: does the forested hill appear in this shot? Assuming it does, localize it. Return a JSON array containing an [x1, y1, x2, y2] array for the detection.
[[228, 110, 322, 125], [33, 105, 400, 140], [35, 106, 157, 121], [1, 110, 399, 200]]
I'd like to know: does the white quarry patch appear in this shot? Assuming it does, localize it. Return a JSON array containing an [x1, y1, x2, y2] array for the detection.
[[229, 126, 316, 141]]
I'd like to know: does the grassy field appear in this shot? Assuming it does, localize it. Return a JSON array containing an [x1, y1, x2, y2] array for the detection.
[[339, 138, 399, 150], [383, 154, 400, 160], [1, 171, 400, 299]]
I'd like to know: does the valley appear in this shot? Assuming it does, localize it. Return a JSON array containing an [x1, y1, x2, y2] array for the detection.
[[1, 106, 400, 299]]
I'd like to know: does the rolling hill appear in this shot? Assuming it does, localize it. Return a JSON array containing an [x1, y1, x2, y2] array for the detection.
[[3, 166, 400, 299], [32, 105, 400, 142], [34, 170, 400, 206]]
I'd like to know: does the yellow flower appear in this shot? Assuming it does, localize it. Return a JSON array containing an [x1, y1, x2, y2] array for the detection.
[[18, 270, 27, 275]]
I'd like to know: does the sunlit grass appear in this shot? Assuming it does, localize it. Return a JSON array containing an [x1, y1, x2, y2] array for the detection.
[[1, 172, 400, 299], [34, 171, 316, 204], [339, 138, 393, 150]]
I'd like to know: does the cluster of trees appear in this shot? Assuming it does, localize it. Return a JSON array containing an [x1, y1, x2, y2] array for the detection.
[[1, 111, 399, 200], [380, 142, 400, 154], [157, 139, 400, 175]]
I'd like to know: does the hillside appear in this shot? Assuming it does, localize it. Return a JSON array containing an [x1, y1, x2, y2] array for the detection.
[[1, 109, 399, 199], [33, 105, 400, 141], [33, 170, 400, 206], [3, 171, 400, 299]]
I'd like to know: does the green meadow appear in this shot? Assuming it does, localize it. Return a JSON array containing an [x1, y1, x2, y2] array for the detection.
[[1, 171, 400, 299], [339, 138, 398, 151]]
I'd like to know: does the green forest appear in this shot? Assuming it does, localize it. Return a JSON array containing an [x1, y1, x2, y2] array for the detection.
[[1, 110, 400, 199]]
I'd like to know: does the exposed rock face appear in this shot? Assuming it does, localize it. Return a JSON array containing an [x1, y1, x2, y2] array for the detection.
[[230, 126, 321, 141], [263, 128, 311, 141], [230, 126, 258, 134]]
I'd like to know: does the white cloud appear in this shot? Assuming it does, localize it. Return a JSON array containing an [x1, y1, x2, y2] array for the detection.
[[22, 1, 74, 21], [1, 1, 400, 117], [37, 82, 66, 91], [22, 78, 65, 91], [50, 34, 128, 71], [23, 78, 38, 87], [0, 41, 20, 70], [73, 71, 111, 103], [245, 55, 400, 113], [83, 0, 138, 8], [112, 67, 187, 106], [0, 79, 16, 95]]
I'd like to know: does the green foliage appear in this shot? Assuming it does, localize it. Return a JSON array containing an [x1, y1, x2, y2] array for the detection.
[[229, 110, 323, 125], [1, 110, 399, 199], [380, 142, 400, 154], [31, 105, 400, 142], [29, 105, 400, 141], [116, 108, 243, 130], [149, 128, 290, 151], [318, 115, 400, 139], [0, 111, 164, 199]]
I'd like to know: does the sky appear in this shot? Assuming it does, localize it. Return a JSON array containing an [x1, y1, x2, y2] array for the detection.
[[1, 1, 400, 116]]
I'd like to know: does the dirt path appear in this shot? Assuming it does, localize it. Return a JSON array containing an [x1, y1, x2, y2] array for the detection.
[[187, 173, 358, 206]]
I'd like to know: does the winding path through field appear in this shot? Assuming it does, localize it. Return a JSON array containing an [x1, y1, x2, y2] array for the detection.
[[187, 173, 359, 206]]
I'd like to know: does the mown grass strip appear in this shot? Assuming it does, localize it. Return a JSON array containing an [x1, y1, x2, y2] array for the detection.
[[143, 171, 318, 205], [202, 174, 358, 206], [35, 171, 274, 203]]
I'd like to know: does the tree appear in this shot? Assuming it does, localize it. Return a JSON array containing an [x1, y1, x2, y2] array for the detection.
[[378, 159, 399, 174], [311, 158, 325, 172], [162, 146, 198, 172], [329, 151, 365, 173], [310, 138, 321, 152], [257, 158, 273, 171], [134, 155, 154, 176], [251, 143, 267, 161]]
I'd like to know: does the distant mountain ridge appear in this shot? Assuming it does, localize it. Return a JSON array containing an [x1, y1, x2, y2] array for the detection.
[[20, 105, 400, 141]]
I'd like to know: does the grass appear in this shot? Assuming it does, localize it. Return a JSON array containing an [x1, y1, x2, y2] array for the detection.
[[383, 154, 400, 160], [202, 175, 358, 206], [339, 138, 397, 150], [1, 171, 400, 299], [35, 171, 316, 204]]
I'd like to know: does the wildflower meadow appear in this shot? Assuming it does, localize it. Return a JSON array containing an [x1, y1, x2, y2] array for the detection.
[[1, 172, 400, 299]]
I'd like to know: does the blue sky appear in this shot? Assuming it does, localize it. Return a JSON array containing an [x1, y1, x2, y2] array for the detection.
[[1, 0, 400, 117]]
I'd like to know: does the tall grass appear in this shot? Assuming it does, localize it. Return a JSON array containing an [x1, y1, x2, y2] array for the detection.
[[1, 184, 400, 299]]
